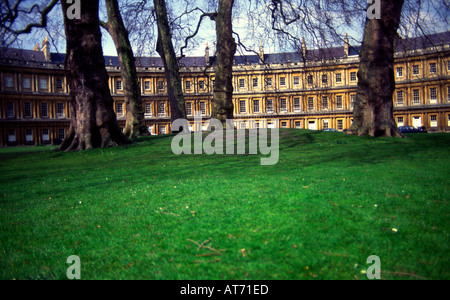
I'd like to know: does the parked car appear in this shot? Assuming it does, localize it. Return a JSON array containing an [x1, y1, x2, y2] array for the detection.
[[398, 126, 420, 133], [417, 126, 428, 133], [322, 128, 338, 132]]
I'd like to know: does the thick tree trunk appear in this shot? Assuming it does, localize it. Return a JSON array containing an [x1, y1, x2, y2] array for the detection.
[[347, 0, 405, 138], [154, 0, 185, 123], [213, 0, 236, 124], [59, 0, 130, 151], [103, 0, 147, 139]]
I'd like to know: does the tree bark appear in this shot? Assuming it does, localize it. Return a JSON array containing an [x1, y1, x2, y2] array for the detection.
[[103, 0, 148, 139], [59, 0, 130, 151], [154, 0, 186, 123], [213, 0, 236, 124], [347, 0, 405, 138]]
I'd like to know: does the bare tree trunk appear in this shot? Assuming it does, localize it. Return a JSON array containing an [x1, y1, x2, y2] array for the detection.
[[59, 0, 130, 151], [347, 0, 405, 138], [213, 0, 236, 124], [102, 0, 148, 139], [154, 0, 186, 123]]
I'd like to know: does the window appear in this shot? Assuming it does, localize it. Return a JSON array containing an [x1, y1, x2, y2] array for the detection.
[[448, 61, 450, 72], [294, 76, 300, 85], [58, 128, 65, 140], [41, 103, 48, 118], [350, 72, 357, 82], [199, 80, 205, 90], [280, 99, 287, 112], [322, 96, 328, 110], [25, 129, 33, 142], [158, 81, 164, 90], [308, 97, 314, 110], [253, 100, 260, 113], [413, 116, 422, 127], [396, 67, 403, 77], [295, 121, 301, 129], [7, 102, 14, 118], [336, 73, 342, 83], [448, 115, 450, 127], [397, 91, 404, 105], [351, 94, 356, 108], [266, 99, 274, 113], [430, 115, 438, 127], [23, 77, 31, 89], [294, 98, 301, 112], [57, 103, 65, 118], [336, 95, 343, 109], [239, 79, 245, 88], [185, 81, 191, 90], [239, 100, 246, 113], [447, 86, 450, 102], [281, 121, 288, 128], [116, 80, 123, 91], [322, 74, 328, 84], [266, 78, 273, 87], [430, 63, 437, 74], [280, 77, 286, 86], [56, 79, 63, 90], [397, 117, 404, 127], [413, 89, 420, 104], [5, 75, 13, 88], [430, 87, 437, 103], [307, 75, 313, 85], [337, 120, 344, 131], [144, 81, 151, 90], [116, 103, 124, 117], [24, 102, 32, 118], [159, 126, 166, 135], [42, 129, 50, 142], [157, 102, 165, 116], [200, 102, 206, 115], [308, 121, 316, 130], [323, 119, 329, 130], [145, 103, 152, 117], [8, 129, 15, 142], [39, 78, 48, 90], [253, 78, 258, 88], [413, 65, 420, 75], [185, 102, 192, 116]]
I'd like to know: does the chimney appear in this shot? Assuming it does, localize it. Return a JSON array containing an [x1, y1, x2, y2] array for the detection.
[[41, 37, 51, 62], [301, 38, 307, 57], [259, 41, 264, 64], [33, 43, 40, 52], [344, 33, 349, 57], [205, 43, 210, 66]]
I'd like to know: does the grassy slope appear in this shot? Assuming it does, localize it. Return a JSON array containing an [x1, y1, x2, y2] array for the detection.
[[0, 130, 448, 280]]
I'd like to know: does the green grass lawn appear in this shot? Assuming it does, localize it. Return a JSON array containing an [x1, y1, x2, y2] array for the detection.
[[0, 130, 449, 280]]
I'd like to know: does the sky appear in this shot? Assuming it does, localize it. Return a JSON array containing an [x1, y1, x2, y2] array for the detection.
[[7, 0, 449, 58]]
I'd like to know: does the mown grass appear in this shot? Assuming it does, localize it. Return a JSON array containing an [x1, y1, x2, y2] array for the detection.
[[0, 130, 448, 280]]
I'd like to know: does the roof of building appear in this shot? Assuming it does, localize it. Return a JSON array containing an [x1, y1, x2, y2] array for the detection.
[[1, 31, 449, 69]]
